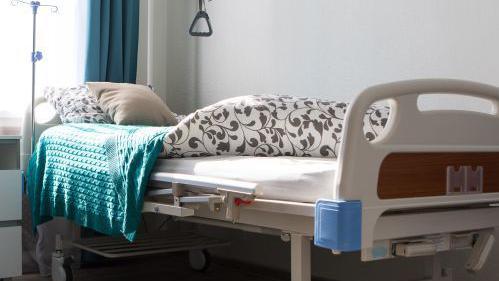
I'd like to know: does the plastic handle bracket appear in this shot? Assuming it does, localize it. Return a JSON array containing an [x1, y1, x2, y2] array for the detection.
[[466, 231, 495, 272], [31, 51, 43, 63]]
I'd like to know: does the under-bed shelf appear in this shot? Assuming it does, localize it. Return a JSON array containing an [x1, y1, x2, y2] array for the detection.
[[71, 232, 229, 258]]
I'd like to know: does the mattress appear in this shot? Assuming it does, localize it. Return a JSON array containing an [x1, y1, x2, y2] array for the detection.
[[154, 156, 337, 203]]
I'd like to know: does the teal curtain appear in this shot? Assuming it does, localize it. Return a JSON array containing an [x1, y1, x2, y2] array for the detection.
[[85, 0, 140, 83]]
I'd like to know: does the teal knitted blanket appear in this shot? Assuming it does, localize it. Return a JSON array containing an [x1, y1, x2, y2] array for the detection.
[[27, 124, 171, 241]]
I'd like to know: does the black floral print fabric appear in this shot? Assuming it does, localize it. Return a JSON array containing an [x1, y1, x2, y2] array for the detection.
[[44, 85, 112, 124], [164, 95, 389, 158]]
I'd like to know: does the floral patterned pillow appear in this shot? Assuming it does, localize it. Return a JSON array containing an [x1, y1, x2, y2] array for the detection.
[[164, 95, 389, 158], [44, 85, 112, 124]]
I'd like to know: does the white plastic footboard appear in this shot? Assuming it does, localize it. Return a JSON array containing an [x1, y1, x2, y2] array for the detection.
[[334, 79, 499, 257]]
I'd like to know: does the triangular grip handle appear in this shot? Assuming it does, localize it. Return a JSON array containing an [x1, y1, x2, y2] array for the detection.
[[189, 11, 213, 37]]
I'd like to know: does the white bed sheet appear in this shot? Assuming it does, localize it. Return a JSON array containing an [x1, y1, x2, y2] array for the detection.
[[154, 156, 337, 203]]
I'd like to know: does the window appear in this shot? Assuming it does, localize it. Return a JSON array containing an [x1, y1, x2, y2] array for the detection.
[[0, 0, 87, 123]]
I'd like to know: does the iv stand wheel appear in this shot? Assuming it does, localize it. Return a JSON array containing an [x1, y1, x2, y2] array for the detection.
[[52, 254, 73, 281], [188, 249, 211, 272]]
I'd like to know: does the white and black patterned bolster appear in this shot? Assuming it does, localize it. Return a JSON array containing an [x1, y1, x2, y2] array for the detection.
[[163, 95, 389, 158]]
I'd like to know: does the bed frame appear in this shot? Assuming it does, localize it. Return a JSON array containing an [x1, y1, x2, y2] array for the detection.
[[31, 79, 499, 281]]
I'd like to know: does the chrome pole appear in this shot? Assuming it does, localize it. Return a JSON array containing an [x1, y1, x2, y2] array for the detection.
[[11, 0, 57, 153], [30, 1, 39, 154]]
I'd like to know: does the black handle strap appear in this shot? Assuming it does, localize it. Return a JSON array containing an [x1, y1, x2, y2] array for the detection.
[[189, 0, 213, 37]]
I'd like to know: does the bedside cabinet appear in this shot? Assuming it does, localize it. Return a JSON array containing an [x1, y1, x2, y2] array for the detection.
[[0, 136, 22, 279]]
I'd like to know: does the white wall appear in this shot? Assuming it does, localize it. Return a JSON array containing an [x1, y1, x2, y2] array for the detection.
[[138, 0, 198, 113], [136, 0, 149, 86], [139, 1, 499, 280], [143, 0, 499, 112]]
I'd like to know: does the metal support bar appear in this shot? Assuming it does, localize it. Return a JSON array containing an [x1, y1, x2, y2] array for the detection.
[[224, 192, 239, 222], [180, 217, 282, 236], [420, 254, 453, 281], [290, 234, 311, 281], [179, 195, 223, 204], [70, 232, 229, 259], [431, 255, 453, 281], [146, 189, 173, 196], [172, 182, 185, 197], [142, 202, 194, 217], [180, 195, 224, 212]]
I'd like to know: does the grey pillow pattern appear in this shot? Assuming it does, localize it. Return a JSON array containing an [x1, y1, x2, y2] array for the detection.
[[164, 95, 389, 158], [44, 85, 112, 124], [173, 113, 187, 123]]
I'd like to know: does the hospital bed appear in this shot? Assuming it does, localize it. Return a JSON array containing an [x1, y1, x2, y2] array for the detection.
[[28, 79, 499, 281]]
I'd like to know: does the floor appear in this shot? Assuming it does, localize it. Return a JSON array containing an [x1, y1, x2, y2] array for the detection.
[[17, 253, 295, 281]]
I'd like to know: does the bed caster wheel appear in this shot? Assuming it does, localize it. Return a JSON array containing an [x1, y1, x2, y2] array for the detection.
[[188, 249, 211, 272]]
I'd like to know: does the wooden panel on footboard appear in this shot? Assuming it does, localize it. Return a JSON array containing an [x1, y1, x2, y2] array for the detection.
[[378, 152, 499, 199]]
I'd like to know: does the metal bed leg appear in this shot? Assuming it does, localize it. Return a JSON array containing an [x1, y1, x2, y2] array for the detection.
[[430, 255, 453, 281], [420, 255, 453, 281], [290, 234, 311, 281]]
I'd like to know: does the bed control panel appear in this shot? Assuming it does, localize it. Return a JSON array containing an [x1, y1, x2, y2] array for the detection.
[[446, 166, 483, 195]]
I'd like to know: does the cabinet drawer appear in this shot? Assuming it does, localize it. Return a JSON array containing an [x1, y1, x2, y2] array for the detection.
[[0, 226, 21, 278], [0, 170, 22, 221]]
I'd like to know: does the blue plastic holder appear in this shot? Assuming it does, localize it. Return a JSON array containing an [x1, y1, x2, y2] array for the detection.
[[31, 1, 40, 14], [31, 51, 43, 63], [314, 199, 362, 252]]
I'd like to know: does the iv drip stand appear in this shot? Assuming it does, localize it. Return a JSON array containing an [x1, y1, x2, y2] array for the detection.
[[11, 0, 58, 153]]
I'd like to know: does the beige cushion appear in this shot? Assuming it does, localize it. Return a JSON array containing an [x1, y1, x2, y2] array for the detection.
[[87, 82, 178, 126]]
